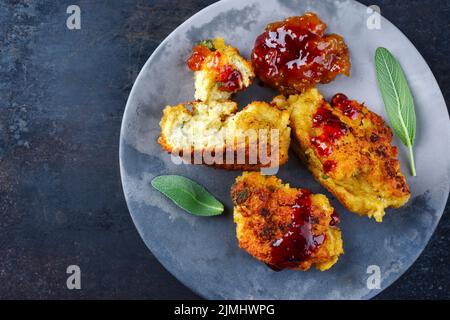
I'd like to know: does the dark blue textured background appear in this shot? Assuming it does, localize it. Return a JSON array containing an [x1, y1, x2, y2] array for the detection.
[[0, 0, 448, 299]]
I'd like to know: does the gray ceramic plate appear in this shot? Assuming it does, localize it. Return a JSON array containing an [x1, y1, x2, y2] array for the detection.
[[119, 0, 450, 299]]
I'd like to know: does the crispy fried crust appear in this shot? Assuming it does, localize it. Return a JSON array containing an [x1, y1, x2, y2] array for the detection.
[[273, 88, 410, 222], [231, 172, 343, 271], [158, 101, 291, 170]]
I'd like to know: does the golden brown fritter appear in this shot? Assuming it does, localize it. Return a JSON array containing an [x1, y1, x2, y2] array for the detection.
[[231, 172, 343, 271], [187, 38, 255, 102], [273, 88, 410, 222], [158, 100, 291, 170]]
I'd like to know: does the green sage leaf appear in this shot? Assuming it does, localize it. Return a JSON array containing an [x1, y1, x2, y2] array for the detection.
[[374, 47, 417, 176], [198, 39, 216, 51], [151, 175, 224, 216]]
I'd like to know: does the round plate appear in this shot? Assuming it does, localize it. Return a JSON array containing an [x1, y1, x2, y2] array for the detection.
[[119, 0, 450, 299]]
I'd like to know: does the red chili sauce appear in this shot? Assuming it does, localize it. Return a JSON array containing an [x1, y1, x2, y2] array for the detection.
[[310, 93, 362, 173], [216, 64, 243, 92], [310, 102, 347, 158], [251, 13, 350, 94], [187, 44, 211, 71], [331, 93, 359, 120], [269, 190, 326, 270], [187, 44, 243, 92]]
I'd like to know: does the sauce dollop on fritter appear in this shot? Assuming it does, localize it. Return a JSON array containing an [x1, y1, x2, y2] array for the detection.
[[188, 43, 243, 92], [186, 38, 254, 102], [231, 172, 343, 271], [273, 88, 410, 222], [251, 13, 350, 94], [270, 189, 327, 271]]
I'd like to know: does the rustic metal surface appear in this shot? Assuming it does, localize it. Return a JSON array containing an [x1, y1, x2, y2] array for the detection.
[[0, 0, 449, 299]]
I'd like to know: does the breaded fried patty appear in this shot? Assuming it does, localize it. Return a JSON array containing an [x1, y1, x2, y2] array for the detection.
[[158, 100, 291, 170], [187, 38, 254, 102], [231, 172, 343, 271], [273, 88, 410, 222]]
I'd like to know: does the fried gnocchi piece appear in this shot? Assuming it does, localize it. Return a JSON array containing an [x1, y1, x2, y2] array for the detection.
[[187, 38, 255, 102], [231, 172, 343, 271], [273, 88, 410, 222], [158, 100, 290, 170]]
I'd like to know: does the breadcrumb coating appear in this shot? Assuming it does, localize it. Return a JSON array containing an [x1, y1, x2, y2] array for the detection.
[[273, 88, 410, 222], [232, 172, 343, 271]]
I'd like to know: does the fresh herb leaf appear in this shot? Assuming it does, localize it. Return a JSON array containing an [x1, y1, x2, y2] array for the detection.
[[375, 47, 417, 176], [198, 39, 216, 51], [151, 175, 224, 216]]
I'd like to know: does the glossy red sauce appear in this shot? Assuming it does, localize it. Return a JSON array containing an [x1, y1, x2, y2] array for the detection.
[[323, 160, 337, 173], [216, 64, 243, 92], [187, 45, 212, 71], [310, 104, 347, 157], [269, 190, 326, 270], [310, 136, 332, 157], [251, 13, 350, 94], [187, 46, 243, 92], [330, 210, 340, 226], [207, 51, 221, 69], [331, 93, 359, 120]]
